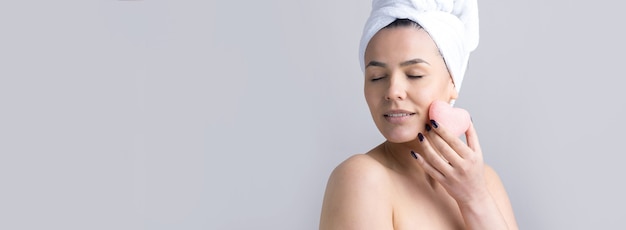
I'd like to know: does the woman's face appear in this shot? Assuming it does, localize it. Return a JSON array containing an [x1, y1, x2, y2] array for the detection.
[[364, 26, 458, 143]]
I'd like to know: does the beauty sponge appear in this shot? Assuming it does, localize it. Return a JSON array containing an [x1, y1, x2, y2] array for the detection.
[[428, 100, 471, 137]]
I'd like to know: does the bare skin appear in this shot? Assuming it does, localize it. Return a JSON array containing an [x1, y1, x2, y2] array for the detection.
[[319, 26, 518, 230]]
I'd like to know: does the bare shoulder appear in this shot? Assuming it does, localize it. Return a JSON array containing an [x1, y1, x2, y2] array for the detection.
[[324, 154, 392, 201], [331, 154, 390, 184], [483, 164, 519, 230], [319, 154, 394, 230], [482, 164, 507, 199], [482, 164, 510, 194], [483, 164, 500, 185]]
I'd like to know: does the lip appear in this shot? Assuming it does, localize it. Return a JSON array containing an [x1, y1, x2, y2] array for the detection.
[[383, 110, 416, 124]]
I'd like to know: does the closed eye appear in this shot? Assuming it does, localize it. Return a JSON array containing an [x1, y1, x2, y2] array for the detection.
[[407, 75, 423, 79], [371, 76, 387, 82]]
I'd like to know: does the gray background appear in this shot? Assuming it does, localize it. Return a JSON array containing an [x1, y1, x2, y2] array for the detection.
[[1, 0, 624, 229]]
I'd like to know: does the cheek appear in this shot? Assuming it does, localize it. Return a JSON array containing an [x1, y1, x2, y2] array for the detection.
[[408, 84, 437, 106], [363, 86, 379, 109], [408, 79, 452, 104]]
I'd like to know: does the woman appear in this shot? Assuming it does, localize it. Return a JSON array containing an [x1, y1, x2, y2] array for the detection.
[[319, 0, 518, 229]]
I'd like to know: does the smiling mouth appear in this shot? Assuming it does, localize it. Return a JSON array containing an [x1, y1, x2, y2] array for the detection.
[[384, 113, 416, 117]]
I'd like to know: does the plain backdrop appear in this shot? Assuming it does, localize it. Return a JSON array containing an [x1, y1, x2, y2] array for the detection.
[[1, 0, 625, 229]]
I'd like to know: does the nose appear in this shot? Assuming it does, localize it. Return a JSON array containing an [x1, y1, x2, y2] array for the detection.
[[385, 75, 407, 101]]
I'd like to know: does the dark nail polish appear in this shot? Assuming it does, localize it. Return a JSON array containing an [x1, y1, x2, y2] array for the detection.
[[418, 133, 424, 142], [410, 150, 418, 159], [430, 120, 439, 128], [425, 124, 431, 132]]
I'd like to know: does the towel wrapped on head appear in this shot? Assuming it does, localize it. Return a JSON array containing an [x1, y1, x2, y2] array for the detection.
[[359, 0, 479, 95]]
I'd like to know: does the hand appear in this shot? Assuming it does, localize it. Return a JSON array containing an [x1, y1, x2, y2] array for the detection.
[[412, 120, 490, 205]]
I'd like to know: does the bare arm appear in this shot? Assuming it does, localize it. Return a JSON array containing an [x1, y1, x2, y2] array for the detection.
[[319, 155, 394, 230]]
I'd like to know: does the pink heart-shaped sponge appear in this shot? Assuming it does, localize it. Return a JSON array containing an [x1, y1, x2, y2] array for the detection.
[[428, 100, 471, 137]]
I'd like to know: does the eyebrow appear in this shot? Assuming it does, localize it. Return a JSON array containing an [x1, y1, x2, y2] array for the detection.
[[366, 58, 430, 68], [401, 58, 430, 66]]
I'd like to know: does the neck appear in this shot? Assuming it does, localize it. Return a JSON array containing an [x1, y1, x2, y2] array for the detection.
[[381, 140, 425, 171], [381, 140, 438, 187]]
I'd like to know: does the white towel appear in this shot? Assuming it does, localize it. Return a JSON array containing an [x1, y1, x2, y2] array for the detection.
[[359, 0, 479, 94]]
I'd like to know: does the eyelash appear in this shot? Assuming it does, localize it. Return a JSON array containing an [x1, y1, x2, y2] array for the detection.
[[370, 75, 423, 82], [371, 76, 385, 82]]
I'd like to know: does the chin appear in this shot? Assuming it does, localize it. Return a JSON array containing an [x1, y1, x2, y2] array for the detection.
[[380, 128, 419, 143]]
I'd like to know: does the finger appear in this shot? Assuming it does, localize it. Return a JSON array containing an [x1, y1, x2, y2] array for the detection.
[[428, 120, 471, 160], [412, 151, 446, 181], [424, 126, 463, 167], [465, 121, 483, 155], [417, 133, 453, 173]]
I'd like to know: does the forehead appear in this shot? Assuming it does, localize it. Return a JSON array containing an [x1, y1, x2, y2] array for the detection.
[[364, 27, 440, 63]]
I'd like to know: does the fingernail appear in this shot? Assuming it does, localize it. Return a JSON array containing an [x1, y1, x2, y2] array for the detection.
[[410, 150, 418, 159], [418, 133, 424, 142], [425, 124, 431, 132], [430, 120, 439, 128]]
